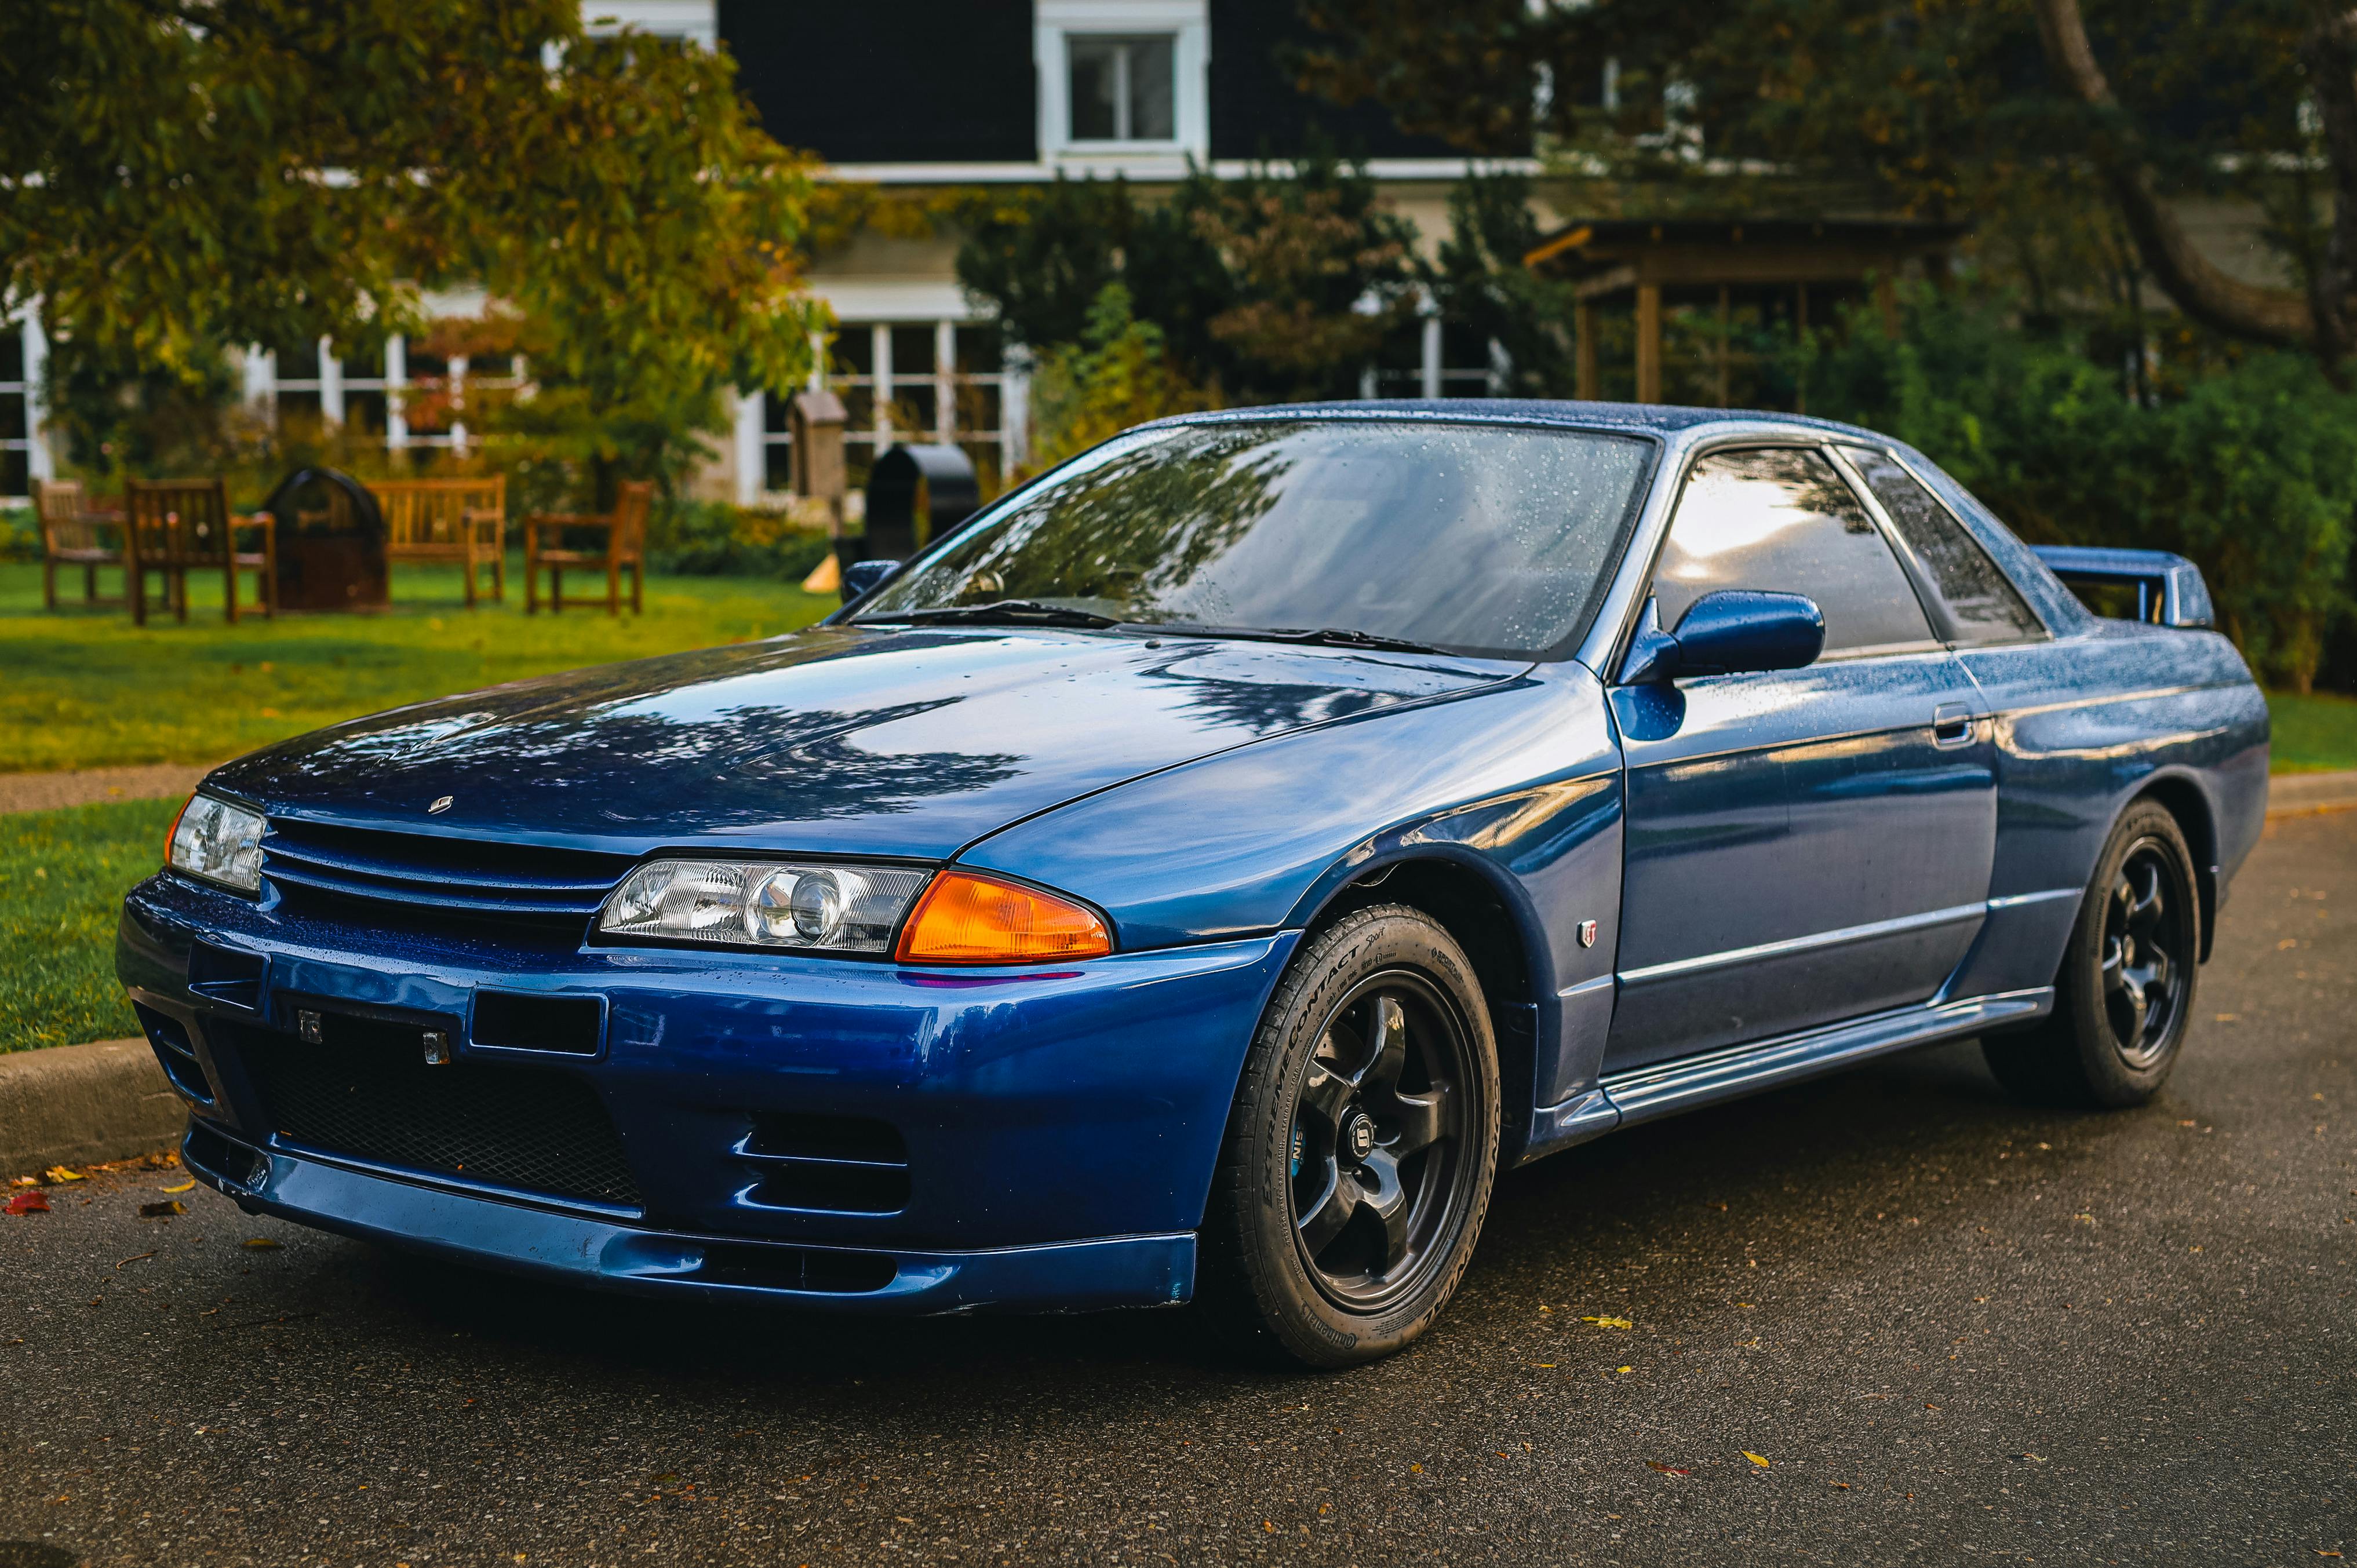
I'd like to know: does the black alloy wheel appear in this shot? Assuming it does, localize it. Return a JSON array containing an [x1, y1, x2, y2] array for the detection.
[[1203, 903, 1500, 1367], [1984, 800, 2201, 1108], [1288, 975, 1475, 1312], [2099, 840, 2191, 1066]]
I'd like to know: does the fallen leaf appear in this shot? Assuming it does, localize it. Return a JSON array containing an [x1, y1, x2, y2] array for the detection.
[[9, 1176, 35, 1186], [1646, 1461, 1691, 1475], [1743, 1452, 1771, 1468], [1831, 1481, 1851, 1489], [115, 1252, 155, 1270], [44, 1166, 85, 1183], [6, 1191, 50, 1216], [141, 1201, 185, 1218], [241, 1238, 282, 1250], [162, 1181, 195, 1194], [1925, 1402, 1941, 1410], [1582, 1315, 1634, 1329], [1409, 1463, 1423, 1474], [1617, 1366, 1633, 1374]]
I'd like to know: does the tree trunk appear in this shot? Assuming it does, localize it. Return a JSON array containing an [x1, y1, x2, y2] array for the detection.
[[2030, 0, 2325, 349]]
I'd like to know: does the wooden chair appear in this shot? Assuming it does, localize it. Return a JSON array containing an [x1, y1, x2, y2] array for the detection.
[[122, 479, 276, 626], [371, 476, 506, 605], [524, 479, 652, 615], [32, 479, 126, 610]]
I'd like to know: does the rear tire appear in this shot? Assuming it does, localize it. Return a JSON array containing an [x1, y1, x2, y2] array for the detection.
[[1200, 905, 1500, 1368], [1983, 800, 2200, 1108]]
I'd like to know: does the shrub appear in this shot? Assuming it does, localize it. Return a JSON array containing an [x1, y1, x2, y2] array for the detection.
[[644, 499, 832, 581], [1799, 298, 2357, 692]]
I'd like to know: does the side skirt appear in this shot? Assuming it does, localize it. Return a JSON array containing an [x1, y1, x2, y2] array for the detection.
[[1520, 987, 2052, 1162]]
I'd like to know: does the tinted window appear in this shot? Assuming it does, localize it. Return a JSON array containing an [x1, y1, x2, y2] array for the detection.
[[1841, 446, 2046, 643], [857, 421, 1655, 658], [1655, 448, 1934, 655]]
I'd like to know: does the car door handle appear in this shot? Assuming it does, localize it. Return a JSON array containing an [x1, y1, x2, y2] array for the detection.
[[1932, 703, 1975, 747]]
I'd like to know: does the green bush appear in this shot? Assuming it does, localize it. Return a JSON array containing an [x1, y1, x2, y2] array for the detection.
[[644, 499, 833, 581], [1800, 300, 2357, 692], [0, 506, 34, 564]]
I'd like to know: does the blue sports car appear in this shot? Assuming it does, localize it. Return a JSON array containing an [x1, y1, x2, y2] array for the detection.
[[120, 403, 2268, 1365]]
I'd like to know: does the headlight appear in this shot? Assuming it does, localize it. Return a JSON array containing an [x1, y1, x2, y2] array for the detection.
[[597, 860, 931, 953], [167, 793, 265, 894]]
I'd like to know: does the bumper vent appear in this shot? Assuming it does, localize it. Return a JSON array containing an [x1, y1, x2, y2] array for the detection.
[[136, 1004, 214, 1102], [220, 1013, 641, 1210], [739, 1113, 910, 1215], [260, 818, 633, 933]]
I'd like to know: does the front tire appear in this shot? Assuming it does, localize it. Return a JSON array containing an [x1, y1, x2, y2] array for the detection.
[[1983, 800, 2200, 1108], [1202, 905, 1500, 1368]]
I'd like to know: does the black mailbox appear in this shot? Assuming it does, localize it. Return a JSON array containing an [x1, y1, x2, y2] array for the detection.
[[839, 443, 979, 574]]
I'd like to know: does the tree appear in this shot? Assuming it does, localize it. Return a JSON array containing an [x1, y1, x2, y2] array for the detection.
[[955, 151, 1417, 404], [0, 0, 821, 486], [1291, 1, 2357, 371]]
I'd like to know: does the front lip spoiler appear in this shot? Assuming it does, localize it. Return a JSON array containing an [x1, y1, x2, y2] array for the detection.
[[178, 1121, 1197, 1316]]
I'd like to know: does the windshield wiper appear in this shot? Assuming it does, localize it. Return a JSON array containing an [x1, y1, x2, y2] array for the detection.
[[859, 600, 1124, 629], [1259, 626, 1452, 655]]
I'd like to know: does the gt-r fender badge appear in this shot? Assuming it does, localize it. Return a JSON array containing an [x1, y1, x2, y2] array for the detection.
[[1578, 920, 1599, 948], [428, 795, 454, 814]]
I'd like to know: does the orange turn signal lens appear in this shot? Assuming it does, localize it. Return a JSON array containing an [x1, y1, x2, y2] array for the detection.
[[894, 871, 1113, 965]]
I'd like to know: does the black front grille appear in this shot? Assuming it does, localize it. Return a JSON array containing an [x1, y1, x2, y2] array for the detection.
[[223, 1015, 641, 1209], [260, 817, 634, 930]]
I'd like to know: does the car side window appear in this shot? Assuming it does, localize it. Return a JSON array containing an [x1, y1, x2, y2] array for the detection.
[[1841, 446, 2046, 644], [1653, 447, 1935, 655]]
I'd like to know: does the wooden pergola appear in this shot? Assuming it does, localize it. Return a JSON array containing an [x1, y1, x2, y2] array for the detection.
[[1522, 217, 1967, 404]]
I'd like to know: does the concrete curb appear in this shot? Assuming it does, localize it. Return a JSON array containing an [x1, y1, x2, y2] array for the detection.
[[1, 1037, 185, 1179], [2267, 770, 2357, 819]]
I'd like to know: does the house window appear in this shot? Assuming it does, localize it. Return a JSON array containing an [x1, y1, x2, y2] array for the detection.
[[1068, 34, 1175, 143], [0, 326, 31, 499]]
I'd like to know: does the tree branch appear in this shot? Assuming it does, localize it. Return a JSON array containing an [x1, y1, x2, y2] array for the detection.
[[2030, 0, 2316, 347]]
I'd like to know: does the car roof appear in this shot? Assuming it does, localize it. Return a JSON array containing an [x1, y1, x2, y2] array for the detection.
[[1149, 399, 1890, 442]]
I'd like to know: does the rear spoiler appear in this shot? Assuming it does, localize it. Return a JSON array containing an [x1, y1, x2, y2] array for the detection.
[[2030, 546, 2214, 629]]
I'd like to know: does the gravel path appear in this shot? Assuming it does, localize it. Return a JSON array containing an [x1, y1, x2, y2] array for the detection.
[[0, 764, 214, 816]]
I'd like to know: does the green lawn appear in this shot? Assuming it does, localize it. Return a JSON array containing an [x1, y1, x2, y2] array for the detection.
[[1, 798, 177, 1052], [2266, 691, 2357, 773], [0, 557, 833, 772]]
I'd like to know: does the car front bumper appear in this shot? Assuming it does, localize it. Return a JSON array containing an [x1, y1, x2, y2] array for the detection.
[[119, 874, 1296, 1314]]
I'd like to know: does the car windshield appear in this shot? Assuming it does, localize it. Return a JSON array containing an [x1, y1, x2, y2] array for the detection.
[[851, 420, 1655, 658]]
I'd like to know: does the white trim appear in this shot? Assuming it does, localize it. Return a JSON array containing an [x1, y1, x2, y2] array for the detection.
[[384, 333, 409, 450], [20, 309, 52, 486], [815, 156, 1543, 185], [733, 388, 764, 508], [580, 0, 716, 48], [807, 278, 984, 323]]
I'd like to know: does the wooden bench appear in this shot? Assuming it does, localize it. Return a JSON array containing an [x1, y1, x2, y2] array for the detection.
[[371, 476, 505, 605], [33, 479, 126, 610], [123, 479, 276, 625], [524, 479, 651, 615]]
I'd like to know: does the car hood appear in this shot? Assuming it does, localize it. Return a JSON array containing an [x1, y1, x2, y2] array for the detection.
[[206, 625, 1521, 859]]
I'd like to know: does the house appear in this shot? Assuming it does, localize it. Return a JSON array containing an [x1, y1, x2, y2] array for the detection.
[[0, 1, 1525, 506]]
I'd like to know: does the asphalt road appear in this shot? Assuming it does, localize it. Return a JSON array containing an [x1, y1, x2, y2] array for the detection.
[[3, 814, 2352, 1568]]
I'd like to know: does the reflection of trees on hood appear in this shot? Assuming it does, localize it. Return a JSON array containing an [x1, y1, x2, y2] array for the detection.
[[369, 701, 1026, 826], [1149, 668, 1394, 736], [919, 425, 1294, 617]]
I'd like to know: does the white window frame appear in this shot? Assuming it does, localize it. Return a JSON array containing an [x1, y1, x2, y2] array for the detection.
[[2, 307, 49, 501], [1037, 0, 1208, 171]]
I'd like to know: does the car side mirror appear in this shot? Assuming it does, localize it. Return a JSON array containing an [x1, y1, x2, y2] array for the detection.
[[1619, 590, 1826, 684], [840, 558, 898, 605]]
